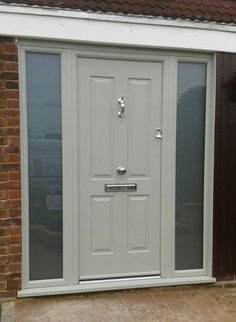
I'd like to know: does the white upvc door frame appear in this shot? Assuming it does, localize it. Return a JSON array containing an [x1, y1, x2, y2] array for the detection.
[[18, 40, 215, 297], [19, 44, 76, 289], [162, 55, 215, 279]]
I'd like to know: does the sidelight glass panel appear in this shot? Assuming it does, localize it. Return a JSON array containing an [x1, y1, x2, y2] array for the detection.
[[175, 62, 206, 270], [26, 52, 63, 280]]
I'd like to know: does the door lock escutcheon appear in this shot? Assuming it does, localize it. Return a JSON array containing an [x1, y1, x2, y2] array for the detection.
[[117, 166, 126, 175], [155, 128, 162, 139]]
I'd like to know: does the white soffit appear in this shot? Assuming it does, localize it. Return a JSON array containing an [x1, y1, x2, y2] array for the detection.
[[0, 4, 236, 52]]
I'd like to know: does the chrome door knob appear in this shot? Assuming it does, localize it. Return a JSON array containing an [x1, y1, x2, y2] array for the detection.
[[117, 166, 126, 175]]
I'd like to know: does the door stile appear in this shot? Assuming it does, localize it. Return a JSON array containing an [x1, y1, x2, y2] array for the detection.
[[62, 49, 78, 285], [160, 56, 178, 278]]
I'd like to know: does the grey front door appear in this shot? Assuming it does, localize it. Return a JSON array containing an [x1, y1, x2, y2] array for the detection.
[[78, 58, 163, 280]]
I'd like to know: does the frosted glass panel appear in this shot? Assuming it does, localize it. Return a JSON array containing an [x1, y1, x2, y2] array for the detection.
[[26, 53, 63, 280], [175, 62, 206, 270]]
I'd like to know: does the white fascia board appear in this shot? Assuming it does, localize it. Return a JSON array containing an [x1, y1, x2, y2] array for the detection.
[[0, 4, 236, 52]]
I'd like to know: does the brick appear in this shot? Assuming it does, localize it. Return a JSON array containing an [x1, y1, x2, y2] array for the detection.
[[8, 172, 20, 181], [0, 274, 6, 281], [0, 136, 7, 144], [8, 254, 21, 264], [8, 245, 21, 255], [0, 89, 19, 99], [7, 137, 20, 146], [0, 201, 7, 209], [8, 236, 21, 244], [0, 181, 20, 190], [0, 53, 18, 62], [0, 163, 19, 172], [0, 60, 4, 71], [5, 272, 21, 280], [0, 99, 6, 108], [0, 191, 8, 200], [4, 62, 18, 72], [8, 263, 21, 273], [0, 118, 6, 126], [0, 79, 5, 89], [0, 127, 19, 136], [4, 218, 21, 226], [8, 209, 21, 218], [5, 99, 19, 109], [0, 109, 19, 117], [8, 226, 21, 236], [0, 172, 8, 181], [6, 118, 19, 127], [0, 246, 7, 255], [0, 281, 7, 289], [7, 279, 21, 290], [8, 145, 20, 153], [7, 155, 20, 163], [8, 191, 21, 199], [0, 236, 9, 246], [0, 182, 20, 190], [0, 265, 7, 273], [0, 210, 8, 219], [0, 145, 19, 154], [0, 255, 9, 264], [6, 81, 18, 89], [0, 227, 7, 236], [0, 155, 7, 163], [1, 43, 17, 54], [0, 218, 9, 226], [0, 72, 18, 80], [0, 290, 16, 298], [1, 200, 21, 210]]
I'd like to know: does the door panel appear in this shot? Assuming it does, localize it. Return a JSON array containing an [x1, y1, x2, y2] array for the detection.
[[128, 78, 151, 177], [90, 76, 114, 178], [127, 195, 149, 251], [91, 196, 114, 254], [78, 58, 163, 279]]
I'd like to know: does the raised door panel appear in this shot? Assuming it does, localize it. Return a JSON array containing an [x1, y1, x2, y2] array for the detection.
[[90, 77, 114, 178], [90, 196, 114, 254], [128, 79, 151, 177], [127, 195, 150, 252]]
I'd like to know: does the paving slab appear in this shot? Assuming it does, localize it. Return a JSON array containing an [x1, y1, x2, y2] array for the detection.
[[1, 301, 15, 322], [1, 284, 236, 321]]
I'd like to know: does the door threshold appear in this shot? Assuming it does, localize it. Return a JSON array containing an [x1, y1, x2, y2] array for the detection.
[[18, 276, 216, 298], [80, 274, 161, 284]]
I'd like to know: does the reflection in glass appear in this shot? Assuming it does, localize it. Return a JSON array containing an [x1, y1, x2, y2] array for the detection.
[[26, 53, 63, 280], [175, 62, 206, 270]]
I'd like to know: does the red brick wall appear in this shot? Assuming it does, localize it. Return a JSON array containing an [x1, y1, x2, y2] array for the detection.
[[0, 37, 21, 297]]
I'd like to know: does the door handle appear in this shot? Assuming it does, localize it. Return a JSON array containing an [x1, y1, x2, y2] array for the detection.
[[118, 97, 125, 118]]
